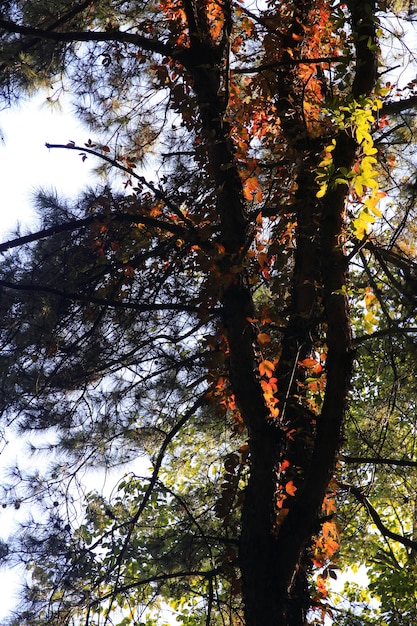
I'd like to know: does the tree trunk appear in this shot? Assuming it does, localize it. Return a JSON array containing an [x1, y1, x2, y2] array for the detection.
[[182, 0, 378, 623]]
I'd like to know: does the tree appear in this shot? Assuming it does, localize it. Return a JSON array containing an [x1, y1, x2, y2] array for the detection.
[[0, 1, 417, 624]]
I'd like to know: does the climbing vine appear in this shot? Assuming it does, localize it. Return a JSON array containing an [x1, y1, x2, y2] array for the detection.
[[316, 97, 387, 239]]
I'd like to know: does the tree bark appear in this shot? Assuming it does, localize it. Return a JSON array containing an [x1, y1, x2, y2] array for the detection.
[[182, 1, 378, 624]]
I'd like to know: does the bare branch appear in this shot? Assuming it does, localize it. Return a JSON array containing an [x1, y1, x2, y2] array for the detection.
[[45, 143, 196, 229], [341, 482, 417, 551], [233, 56, 347, 74], [342, 456, 417, 468], [382, 95, 417, 115]]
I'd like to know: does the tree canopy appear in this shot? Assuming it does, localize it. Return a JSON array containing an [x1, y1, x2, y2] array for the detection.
[[1, 1, 417, 624]]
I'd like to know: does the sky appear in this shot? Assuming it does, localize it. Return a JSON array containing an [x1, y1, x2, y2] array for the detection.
[[0, 94, 96, 235], [0, 93, 99, 620]]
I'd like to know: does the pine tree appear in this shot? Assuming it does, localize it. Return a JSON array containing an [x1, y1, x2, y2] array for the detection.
[[1, 1, 417, 624]]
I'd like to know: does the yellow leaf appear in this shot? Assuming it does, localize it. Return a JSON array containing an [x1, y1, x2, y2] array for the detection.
[[354, 181, 363, 197], [316, 184, 327, 198]]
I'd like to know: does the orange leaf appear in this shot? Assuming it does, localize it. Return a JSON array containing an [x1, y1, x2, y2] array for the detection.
[[259, 359, 275, 378], [285, 480, 297, 496], [257, 332, 271, 344], [257, 251, 269, 268], [280, 459, 290, 472], [243, 175, 261, 201], [299, 357, 323, 374], [299, 357, 319, 368], [285, 428, 297, 440]]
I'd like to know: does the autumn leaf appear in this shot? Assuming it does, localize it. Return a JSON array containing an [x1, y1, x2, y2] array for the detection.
[[257, 332, 271, 344], [285, 480, 297, 496], [280, 459, 290, 472], [299, 357, 323, 374], [243, 175, 263, 201], [259, 359, 275, 378]]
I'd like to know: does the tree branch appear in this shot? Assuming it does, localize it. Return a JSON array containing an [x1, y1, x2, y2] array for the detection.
[[89, 567, 221, 607], [0, 213, 189, 255], [233, 56, 347, 74], [342, 455, 417, 467], [0, 278, 201, 313], [102, 394, 208, 614], [353, 327, 417, 345], [381, 95, 417, 115], [0, 18, 177, 59], [45, 143, 196, 229], [341, 482, 417, 551]]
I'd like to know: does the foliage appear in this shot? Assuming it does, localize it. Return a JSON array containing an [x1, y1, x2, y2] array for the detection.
[[0, 1, 417, 625]]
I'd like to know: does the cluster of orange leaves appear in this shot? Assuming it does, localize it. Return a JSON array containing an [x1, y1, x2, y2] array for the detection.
[[159, 0, 227, 45], [273, 458, 298, 530], [298, 354, 327, 414], [312, 483, 340, 599], [259, 358, 280, 419], [295, 1, 342, 135], [212, 375, 245, 433], [159, 0, 188, 45]]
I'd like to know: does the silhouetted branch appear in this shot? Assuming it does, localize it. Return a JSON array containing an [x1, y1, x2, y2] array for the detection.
[[342, 455, 417, 467], [0, 278, 201, 312], [45, 143, 196, 229], [103, 393, 208, 614], [0, 213, 189, 254], [0, 18, 176, 58], [341, 482, 417, 551], [353, 327, 417, 345], [89, 567, 221, 607], [233, 56, 346, 74], [382, 95, 417, 115]]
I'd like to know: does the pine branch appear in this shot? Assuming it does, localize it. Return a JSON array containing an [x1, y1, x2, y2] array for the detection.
[[0, 278, 201, 313], [102, 393, 208, 613], [233, 56, 347, 74], [0, 18, 178, 59], [45, 143, 196, 229], [0, 213, 189, 254]]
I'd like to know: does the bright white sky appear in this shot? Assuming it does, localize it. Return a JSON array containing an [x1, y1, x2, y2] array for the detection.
[[0, 93, 99, 620], [0, 94, 96, 235]]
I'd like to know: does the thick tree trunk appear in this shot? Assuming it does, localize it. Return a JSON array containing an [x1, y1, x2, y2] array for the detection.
[[182, 1, 378, 624]]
